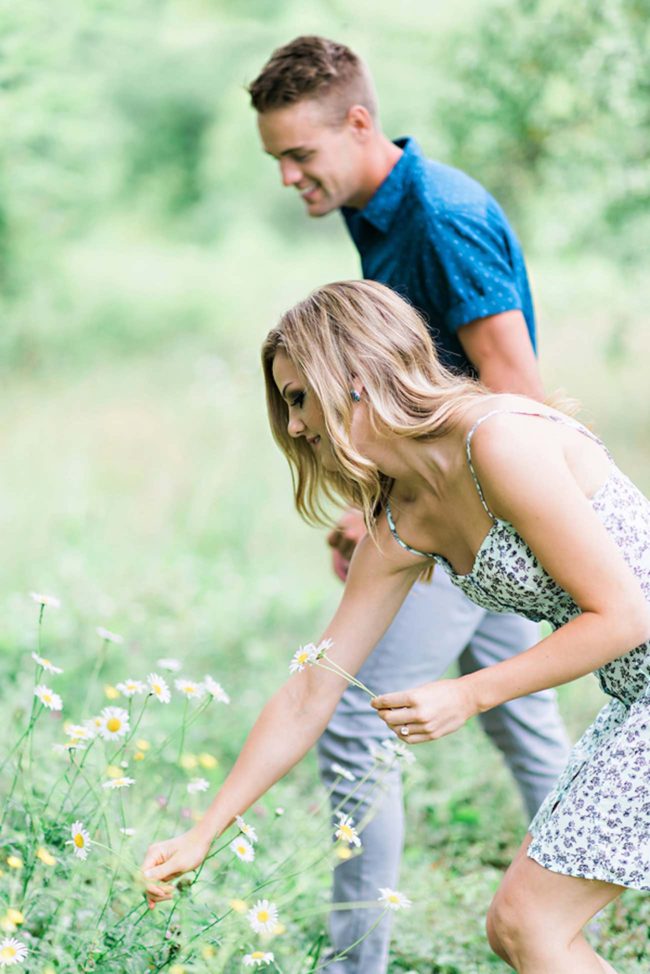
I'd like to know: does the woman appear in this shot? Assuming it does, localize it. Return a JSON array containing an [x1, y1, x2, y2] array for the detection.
[[143, 281, 650, 974]]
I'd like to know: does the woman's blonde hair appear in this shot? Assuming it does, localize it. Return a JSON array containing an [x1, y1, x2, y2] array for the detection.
[[261, 279, 488, 530]]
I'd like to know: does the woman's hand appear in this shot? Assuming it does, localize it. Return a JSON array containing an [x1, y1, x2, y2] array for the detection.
[[371, 677, 479, 743], [142, 824, 214, 908]]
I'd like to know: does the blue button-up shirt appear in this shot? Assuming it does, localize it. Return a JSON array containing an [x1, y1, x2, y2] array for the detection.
[[341, 138, 536, 375]]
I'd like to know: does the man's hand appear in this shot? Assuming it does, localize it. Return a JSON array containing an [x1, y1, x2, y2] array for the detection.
[[142, 825, 213, 908], [327, 508, 368, 582], [371, 677, 479, 743]]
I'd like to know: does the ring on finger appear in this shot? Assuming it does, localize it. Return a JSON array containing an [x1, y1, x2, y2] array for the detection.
[[399, 725, 409, 737]]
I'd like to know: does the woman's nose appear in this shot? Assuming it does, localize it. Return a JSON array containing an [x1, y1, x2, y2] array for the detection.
[[287, 414, 305, 438]]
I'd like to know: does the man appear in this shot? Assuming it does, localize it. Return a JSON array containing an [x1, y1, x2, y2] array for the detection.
[[249, 36, 570, 974]]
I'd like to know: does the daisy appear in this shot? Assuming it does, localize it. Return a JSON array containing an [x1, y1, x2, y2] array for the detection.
[[187, 778, 209, 794], [316, 637, 334, 656], [0, 937, 28, 966], [147, 673, 171, 703], [64, 723, 93, 741], [96, 627, 124, 644], [243, 952, 274, 968], [115, 678, 146, 697], [235, 815, 258, 844], [69, 821, 91, 861], [229, 898, 248, 914], [202, 675, 230, 703], [174, 678, 205, 700], [230, 837, 255, 863], [119, 827, 136, 836], [98, 707, 130, 741], [335, 814, 361, 848], [156, 658, 182, 672], [381, 738, 415, 764], [102, 776, 135, 790], [34, 685, 62, 711], [31, 652, 63, 674], [52, 741, 86, 754], [247, 899, 279, 935], [330, 762, 356, 782], [198, 752, 218, 769], [378, 887, 412, 911], [289, 643, 317, 674], [30, 592, 60, 609]]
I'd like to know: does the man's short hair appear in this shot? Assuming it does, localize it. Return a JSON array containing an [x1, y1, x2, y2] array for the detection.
[[248, 35, 377, 123]]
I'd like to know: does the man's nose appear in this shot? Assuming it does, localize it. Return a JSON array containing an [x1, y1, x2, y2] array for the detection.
[[280, 158, 302, 187]]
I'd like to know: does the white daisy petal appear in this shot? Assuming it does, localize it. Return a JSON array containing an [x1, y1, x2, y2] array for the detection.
[[0, 936, 29, 965], [34, 684, 63, 712], [243, 951, 274, 968], [30, 592, 61, 609], [69, 821, 91, 861], [96, 627, 124, 644], [98, 707, 130, 741], [174, 678, 205, 700], [102, 776, 135, 790], [335, 814, 361, 848], [247, 899, 279, 935], [202, 675, 230, 703], [156, 658, 182, 673], [378, 887, 412, 910], [147, 673, 171, 703], [31, 652, 63, 674], [230, 837, 255, 862], [289, 643, 318, 674], [235, 814, 258, 844]]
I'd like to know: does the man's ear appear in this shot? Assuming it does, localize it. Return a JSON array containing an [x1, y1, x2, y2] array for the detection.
[[347, 104, 374, 140]]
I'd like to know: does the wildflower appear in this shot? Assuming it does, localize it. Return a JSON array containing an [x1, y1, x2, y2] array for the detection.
[[335, 814, 361, 848], [198, 752, 218, 769], [4, 914, 22, 929], [335, 845, 353, 861], [157, 658, 181, 672], [187, 778, 209, 794], [330, 762, 356, 782], [102, 776, 135, 790], [179, 753, 198, 770], [274, 807, 285, 817], [52, 741, 86, 754], [382, 738, 416, 765], [136, 738, 150, 751], [96, 627, 124, 644], [68, 822, 91, 861], [243, 952, 274, 968], [35, 847, 56, 866], [147, 673, 171, 703], [104, 684, 120, 700], [34, 685, 63, 712], [31, 652, 63, 674], [30, 592, 60, 609], [98, 707, 130, 741], [84, 717, 102, 736], [64, 723, 93, 741], [247, 899, 279, 935], [202, 675, 230, 703], [272, 923, 286, 935], [378, 887, 412, 911], [230, 837, 255, 863], [174, 679, 205, 700], [229, 898, 247, 914], [5, 858, 22, 871], [119, 827, 136, 836], [235, 815, 258, 844], [0, 937, 28, 966], [106, 764, 123, 778], [116, 678, 146, 697], [133, 750, 146, 761], [289, 643, 318, 674], [316, 637, 334, 656]]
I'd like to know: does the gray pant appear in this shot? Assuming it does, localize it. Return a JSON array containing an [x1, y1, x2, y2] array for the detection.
[[317, 572, 571, 973]]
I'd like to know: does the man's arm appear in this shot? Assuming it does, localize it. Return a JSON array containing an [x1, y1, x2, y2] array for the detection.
[[457, 309, 544, 400]]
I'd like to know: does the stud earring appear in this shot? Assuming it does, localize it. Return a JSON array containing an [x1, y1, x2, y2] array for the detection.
[[350, 390, 361, 403]]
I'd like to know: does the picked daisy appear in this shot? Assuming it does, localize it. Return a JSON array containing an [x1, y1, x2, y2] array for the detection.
[[156, 658, 182, 673], [378, 887, 412, 911], [381, 738, 416, 765], [243, 952, 274, 968], [68, 821, 91, 861], [31, 652, 63, 674], [330, 762, 356, 782], [34, 685, 63, 711], [102, 776, 135, 790], [289, 643, 318, 674], [187, 778, 209, 794], [98, 706, 130, 741], [147, 673, 171, 703], [115, 678, 146, 697], [174, 678, 205, 700], [30, 592, 60, 609], [247, 899, 279, 935], [235, 815, 258, 844], [0, 936, 28, 966], [230, 837, 255, 863], [203, 675, 230, 703], [96, 626, 124, 644], [335, 814, 361, 848]]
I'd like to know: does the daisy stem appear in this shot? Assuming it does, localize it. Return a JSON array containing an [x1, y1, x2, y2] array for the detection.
[[307, 910, 389, 973], [315, 655, 375, 698], [82, 637, 109, 714], [110, 694, 149, 765], [146, 696, 211, 762]]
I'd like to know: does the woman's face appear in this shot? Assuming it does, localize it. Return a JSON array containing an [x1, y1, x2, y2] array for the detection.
[[272, 349, 339, 471]]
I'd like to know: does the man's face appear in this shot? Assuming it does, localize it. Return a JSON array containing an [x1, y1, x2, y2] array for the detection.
[[258, 99, 369, 217]]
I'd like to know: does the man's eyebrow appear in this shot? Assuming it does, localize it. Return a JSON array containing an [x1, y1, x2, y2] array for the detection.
[[265, 146, 311, 159]]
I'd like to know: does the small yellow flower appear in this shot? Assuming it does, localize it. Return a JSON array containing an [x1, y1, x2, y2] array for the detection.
[[106, 765, 123, 778], [104, 684, 120, 700], [273, 922, 286, 936], [229, 898, 248, 914], [335, 845, 353, 861], [201, 945, 217, 959], [198, 752, 218, 769], [135, 739, 150, 751], [179, 753, 197, 770], [133, 751, 146, 761], [169, 966, 186, 974], [6, 856, 22, 870], [36, 847, 57, 866], [0, 918, 16, 934], [44, 968, 56, 974], [6, 911, 23, 927]]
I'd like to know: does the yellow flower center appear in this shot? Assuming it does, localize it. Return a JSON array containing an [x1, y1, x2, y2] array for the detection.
[[251, 953, 266, 960], [0, 946, 16, 960], [257, 910, 269, 923], [43, 658, 51, 666], [43, 693, 52, 703], [74, 833, 85, 848], [297, 652, 308, 664], [339, 825, 354, 840], [106, 718, 121, 732], [153, 684, 161, 693]]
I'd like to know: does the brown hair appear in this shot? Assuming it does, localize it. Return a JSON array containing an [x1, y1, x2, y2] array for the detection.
[[261, 280, 486, 530], [248, 35, 377, 123]]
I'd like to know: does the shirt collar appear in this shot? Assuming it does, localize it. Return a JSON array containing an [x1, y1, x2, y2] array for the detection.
[[343, 137, 420, 233]]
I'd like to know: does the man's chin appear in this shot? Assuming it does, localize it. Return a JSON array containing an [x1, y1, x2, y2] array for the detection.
[[304, 197, 336, 218]]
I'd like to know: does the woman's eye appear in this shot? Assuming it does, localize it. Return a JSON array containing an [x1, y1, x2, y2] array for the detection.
[[290, 393, 305, 408]]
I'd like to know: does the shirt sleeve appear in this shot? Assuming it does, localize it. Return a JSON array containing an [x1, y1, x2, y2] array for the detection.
[[424, 210, 524, 333]]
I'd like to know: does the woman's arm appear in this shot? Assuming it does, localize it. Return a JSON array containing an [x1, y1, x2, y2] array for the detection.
[[142, 531, 422, 902], [373, 416, 650, 742]]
